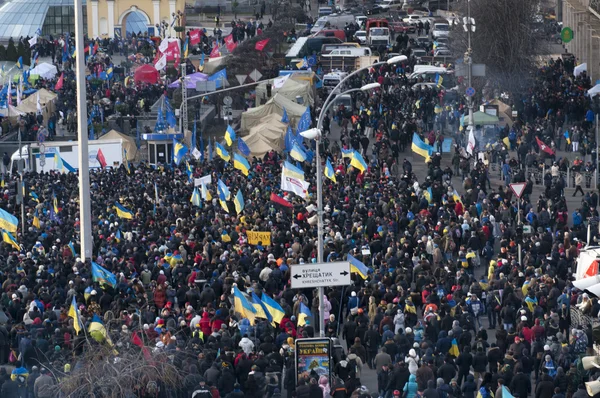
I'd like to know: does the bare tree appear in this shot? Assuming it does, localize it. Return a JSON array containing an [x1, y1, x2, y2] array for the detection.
[[450, 0, 545, 97]]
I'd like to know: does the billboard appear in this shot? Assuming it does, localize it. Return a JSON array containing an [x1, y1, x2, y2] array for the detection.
[[295, 338, 331, 385]]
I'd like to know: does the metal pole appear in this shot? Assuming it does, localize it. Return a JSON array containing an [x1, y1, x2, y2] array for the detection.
[[467, 0, 474, 131], [74, 0, 93, 260], [316, 138, 325, 337], [594, 113, 600, 189], [517, 199, 521, 265], [17, 130, 25, 229]]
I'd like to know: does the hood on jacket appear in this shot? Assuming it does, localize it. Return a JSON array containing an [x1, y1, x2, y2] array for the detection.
[[409, 374, 417, 382]]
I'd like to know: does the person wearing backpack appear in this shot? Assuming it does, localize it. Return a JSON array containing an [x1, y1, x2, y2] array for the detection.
[[346, 348, 363, 379]]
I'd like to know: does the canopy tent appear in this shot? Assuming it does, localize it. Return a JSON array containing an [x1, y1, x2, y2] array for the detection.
[[473, 111, 499, 125], [0, 105, 26, 117], [16, 88, 57, 125], [98, 130, 138, 161], [255, 77, 315, 107], [588, 84, 600, 98], [134, 64, 160, 84], [29, 63, 58, 80], [189, 55, 229, 75], [488, 99, 514, 127], [168, 72, 208, 89], [239, 114, 288, 158], [241, 93, 306, 132]]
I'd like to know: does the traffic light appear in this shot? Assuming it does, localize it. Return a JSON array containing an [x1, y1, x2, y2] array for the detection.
[[266, 83, 272, 98]]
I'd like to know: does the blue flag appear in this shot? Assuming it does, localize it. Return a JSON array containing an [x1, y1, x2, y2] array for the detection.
[[208, 69, 227, 89], [281, 107, 289, 123], [192, 120, 197, 150], [238, 137, 251, 156], [297, 107, 311, 133], [199, 131, 205, 162]]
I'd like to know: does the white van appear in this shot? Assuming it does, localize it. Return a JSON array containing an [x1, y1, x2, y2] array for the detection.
[[319, 7, 333, 17], [380, 0, 403, 10], [321, 47, 372, 57], [432, 23, 450, 39], [412, 65, 448, 74], [323, 71, 349, 94]]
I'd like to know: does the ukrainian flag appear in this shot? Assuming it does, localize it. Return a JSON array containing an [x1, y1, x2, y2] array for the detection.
[[347, 253, 369, 279], [16, 56, 22, 69], [290, 143, 308, 162], [88, 314, 114, 346], [218, 179, 231, 200], [525, 296, 538, 312], [53, 193, 59, 214], [1, 229, 20, 250], [449, 338, 459, 357], [54, 153, 65, 172], [283, 161, 305, 180], [424, 187, 432, 203], [1, 176, 4, 188], [341, 148, 354, 158], [224, 125, 236, 146], [115, 230, 121, 242], [32, 209, 40, 229], [91, 261, 117, 288], [107, 66, 113, 79], [114, 202, 134, 219], [262, 293, 285, 324], [412, 133, 433, 162], [296, 57, 308, 69], [222, 231, 231, 242], [173, 139, 188, 165], [218, 189, 229, 213], [84, 286, 93, 302], [435, 73, 443, 88], [233, 153, 251, 176], [0, 208, 18, 232], [452, 189, 462, 204], [215, 142, 230, 162], [350, 151, 367, 173], [564, 130, 571, 144], [185, 160, 193, 182], [233, 285, 256, 324], [30, 191, 39, 203], [325, 158, 337, 183], [234, 189, 245, 214], [405, 299, 417, 314], [201, 183, 212, 201], [123, 148, 131, 174], [298, 302, 312, 326], [68, 241, 76, 256], [68, 296, 82, 335], [251, 293, 271, 321], [190, 187, 201, 207]]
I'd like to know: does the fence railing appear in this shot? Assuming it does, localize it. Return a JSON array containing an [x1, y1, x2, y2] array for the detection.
[[497, 163, 599, 189]]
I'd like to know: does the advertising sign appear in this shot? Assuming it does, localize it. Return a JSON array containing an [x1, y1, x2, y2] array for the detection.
[[295, 338, 331, 385]]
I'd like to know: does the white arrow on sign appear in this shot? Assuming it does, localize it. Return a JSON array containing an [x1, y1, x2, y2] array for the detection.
[[290, 262, 351, 289], [509, 182, 527, 198]]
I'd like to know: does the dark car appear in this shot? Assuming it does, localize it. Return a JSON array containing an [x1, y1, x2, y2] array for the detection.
[[367, 5, 384, 15]]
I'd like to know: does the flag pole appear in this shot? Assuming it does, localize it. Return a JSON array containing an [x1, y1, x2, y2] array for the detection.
[[74, 0, 93, 260]]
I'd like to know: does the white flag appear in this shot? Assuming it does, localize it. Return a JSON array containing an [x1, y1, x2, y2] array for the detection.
[[155, 54, 167, 71], [159, 39, 169, 53], [273, 75, 289, 89], [16, 77, 22, 106], [281, 173, 309, 198], [36, 92, 42, 114], [192, 147, 201, 160], [467, 127, 476, 155], [28, 35, 38, 47]]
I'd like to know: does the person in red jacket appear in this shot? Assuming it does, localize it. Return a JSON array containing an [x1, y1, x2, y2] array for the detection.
[[199, 312, 211, 337]]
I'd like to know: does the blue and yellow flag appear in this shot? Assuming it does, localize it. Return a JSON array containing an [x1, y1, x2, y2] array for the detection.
[[233, 153, 250, 176], [0, 208, 18, 232], [201, 183, 212, 201], [449, 338, 459, 357], [16, 56, 23, 69], [261, 293, 285, 324], [405, 299, 417, 314], [54, 153, 65, 172], [68, 296, 82, 335], [283, 160, 305, 180], [221, 231, 231, 242], [88, 314, 114, 346], [341, 148, 354, 158], [173, 139, 188, 165], [114, 202, 134, 219], [347, 253, 369, 279], [29, 191, 39, 203], [234, 189, 245, 214], [525, 296, 538, 312], [68, 241, 76, 256], [91, 262, 117, 288], [185, 160, 193, 182], [32, 209, 40, 229], [217, 179, 231, 200], [325, 158, 337, 183], [412, 133, 434, 162], [123, 148, 131, 174], [350, 150, 367, 173], [190, 187, 201, 207], [424, 187, 433, 203], [233, 285, 256, 325], [218, 188, 229, 213], [215, 142, 230, 162], [435, 73, 443, 88], [564, 130, 571, 145], [250, 293, 271, 321], [115, 230, 121, 242], [298, 302, 312, 326], [224, 125, 236, 146], [290, 143, 308, 162], [1, 229, 19, 250]]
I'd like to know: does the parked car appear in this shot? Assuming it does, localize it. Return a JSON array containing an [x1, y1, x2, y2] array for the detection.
[[354, 30, 367, 44], [367, 5, 384, 15], [411, 48, 427, 59], [389, 20, 416, 33]]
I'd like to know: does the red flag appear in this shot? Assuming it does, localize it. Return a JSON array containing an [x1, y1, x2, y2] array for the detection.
[[131, 331, 152, 361], [55, 73, 64, 91], [189, 29, 202, 46], [165, 41, 181, 68], [210, 44, 221, 58], [84, 45, 90, 55], [535, 136, 555, 155], [270, 193, 293, 210], [93, 42, 99, 55], [96, 148, 107, 168], [224, 34, 237, 52], [255, 39, 270, 51]]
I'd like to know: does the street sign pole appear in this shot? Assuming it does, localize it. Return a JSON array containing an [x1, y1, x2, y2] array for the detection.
[[510, 182, 526, 265]]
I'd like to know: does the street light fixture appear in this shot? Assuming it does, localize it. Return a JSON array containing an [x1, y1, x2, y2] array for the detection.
[[360, 82, 381, 91], [386, 55, 408, 64]]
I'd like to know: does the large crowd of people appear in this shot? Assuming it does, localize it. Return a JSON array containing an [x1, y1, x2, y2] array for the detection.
[[0, 8, 598, 398]]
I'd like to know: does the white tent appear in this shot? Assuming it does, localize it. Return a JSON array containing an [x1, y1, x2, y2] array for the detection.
[[241, 114, 288, 158], [241, 93, 306, 132], [588, 84, 600, 98], [98, 130, 138, 160], [255, 77, 315, 106], [29, 63, 58, 80], [0, 105, 26, 117]]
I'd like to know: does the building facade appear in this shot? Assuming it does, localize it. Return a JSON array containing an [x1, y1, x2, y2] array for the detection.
[[86, 0, 186, 39], [562, 0, 600, 81]]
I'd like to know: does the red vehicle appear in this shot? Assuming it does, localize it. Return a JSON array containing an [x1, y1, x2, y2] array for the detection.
[[389, 21, 416, 34], [312, 29, 346, 42]]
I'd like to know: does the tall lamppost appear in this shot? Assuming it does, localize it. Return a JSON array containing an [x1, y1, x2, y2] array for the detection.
[[300, 55, 407, 336]]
